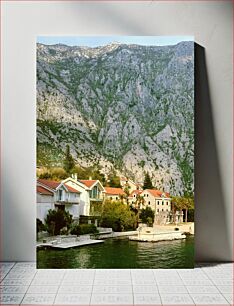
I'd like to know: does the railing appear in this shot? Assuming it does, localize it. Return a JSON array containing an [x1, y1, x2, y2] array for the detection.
[[89, 195, 104, 201], [56, 199, 79, 204]]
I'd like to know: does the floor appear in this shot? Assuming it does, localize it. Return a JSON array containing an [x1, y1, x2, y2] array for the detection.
[[0, 262, 233, 305]]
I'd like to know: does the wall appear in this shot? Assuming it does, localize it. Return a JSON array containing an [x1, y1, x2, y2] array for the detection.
[[1, 1, 233, 261], [37, 203, 54, 223]]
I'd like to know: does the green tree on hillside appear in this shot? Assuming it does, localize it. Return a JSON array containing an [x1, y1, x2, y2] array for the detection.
[[63, 145, 75, 174], [123, 184, 131, 204], [107, 171, 121, 187], [74, 165, 105, 184], [143, 172, 153, 189], [37, 167, 67, 180]]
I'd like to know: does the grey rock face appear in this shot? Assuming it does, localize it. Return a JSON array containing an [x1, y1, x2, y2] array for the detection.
[[37, 41, 194, 195]]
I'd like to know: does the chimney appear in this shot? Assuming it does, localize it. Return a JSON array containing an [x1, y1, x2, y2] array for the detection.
[[74, 173, 77, 181], [89, 176, 92, 180]]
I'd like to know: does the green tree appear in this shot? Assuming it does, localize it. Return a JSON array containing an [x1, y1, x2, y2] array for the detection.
[[123, 184, 131, 204], [73, 165, 106, 185], [139, 206, 155, 226], [171, 196, 184, 223], [171, 196, 194, 223], [63, 145, 75, 174], [38, 167, 67, 180], [183, 196, 194, 223], [70, 223, 99, 235], [107, 171, 121, 188], [132, 194, 145, 225], [45, 209, 73, 236], [37, 218, 46, 233], [143, 172, 153, 189], [100, 200, 137, 231]]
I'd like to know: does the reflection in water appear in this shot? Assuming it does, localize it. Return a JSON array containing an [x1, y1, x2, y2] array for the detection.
[[37, 236, 194, 269]]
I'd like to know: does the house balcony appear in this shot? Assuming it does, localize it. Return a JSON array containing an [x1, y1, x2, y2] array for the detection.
[[55, 199, 79, 205], [89, 195, 104, 202]]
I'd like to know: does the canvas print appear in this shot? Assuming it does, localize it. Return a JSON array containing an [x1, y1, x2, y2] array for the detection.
[[36, 36, 194, 268]]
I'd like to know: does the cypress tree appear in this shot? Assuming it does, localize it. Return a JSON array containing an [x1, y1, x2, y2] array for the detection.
[[63, 145, 75, 174], [143, 172, 153, 189]]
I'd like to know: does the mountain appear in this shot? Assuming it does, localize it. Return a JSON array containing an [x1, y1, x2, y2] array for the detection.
[[37, 41, 194, 195]]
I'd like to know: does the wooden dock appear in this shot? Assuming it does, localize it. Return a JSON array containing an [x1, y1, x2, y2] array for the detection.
[[37, 239, 104, 249]]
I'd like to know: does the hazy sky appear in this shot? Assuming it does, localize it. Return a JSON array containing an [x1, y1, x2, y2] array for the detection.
[[37, 36, 194, 47]]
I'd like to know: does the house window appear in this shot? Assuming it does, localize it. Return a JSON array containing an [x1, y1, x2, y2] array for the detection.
[[148, 201, 150, 205], [167, 201, 168, 205], [110, 197, 112, 200], [157, 201, 159, 205], [116, 197, 118, 200], [162, 209, 164, 212], [134, 194, 136, 197], [147, 194, 149, 197], [162, 201, 164, 205], [144, 194, 146, 197], [58, 190, 63, 200], [157, 209, 159, 212], [93, 186, 98, 198]]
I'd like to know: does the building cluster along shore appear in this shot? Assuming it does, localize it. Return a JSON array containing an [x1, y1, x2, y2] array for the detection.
[[37, 175, 174, 223]]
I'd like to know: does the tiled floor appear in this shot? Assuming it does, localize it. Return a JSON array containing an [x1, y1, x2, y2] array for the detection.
[[0, 262, 233, 305]]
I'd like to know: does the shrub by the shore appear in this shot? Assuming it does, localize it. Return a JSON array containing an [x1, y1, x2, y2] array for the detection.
[[70, 223, 99, 235]]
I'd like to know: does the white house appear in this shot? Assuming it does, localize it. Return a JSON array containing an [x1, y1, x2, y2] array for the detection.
[[37, 185, 54, 221], [140, 189, 171, 215], [62, 177, 91, 216], [80, 180, 105, 203], [120, 176, 142, 193], [37, 178, 88, 222], [128, 189, 143, 206]]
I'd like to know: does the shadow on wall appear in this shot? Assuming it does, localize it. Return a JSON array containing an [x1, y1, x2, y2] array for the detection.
[[195, 43, 232, 262], [2, 164, 36, 261]]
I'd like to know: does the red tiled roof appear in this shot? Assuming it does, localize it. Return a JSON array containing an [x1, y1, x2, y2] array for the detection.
[[37, 186, 54, 196], [146, 189, 170, 198], [104, 187, 125, 195], [129, 190, 143, 197], [64, 184, 80, 193], [38, 179, 60, 190], [80, 180, 97, 188], [38, 179, 80, 193]]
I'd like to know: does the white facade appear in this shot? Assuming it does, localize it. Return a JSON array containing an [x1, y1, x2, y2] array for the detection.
[[129, 191, 143, 206], [140, 190, 171, 215], [120, 177, 138, 193], [62, 178, 90, 216], [37, 177, 91, 222], [105, 194, 121, 201], [36, 192, 54, 221]]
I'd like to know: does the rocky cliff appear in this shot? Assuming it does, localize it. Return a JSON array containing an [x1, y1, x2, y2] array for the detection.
[[37, 41, 194, 195]]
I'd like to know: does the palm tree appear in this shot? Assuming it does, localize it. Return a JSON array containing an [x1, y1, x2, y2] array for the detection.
[[135, 195, 145, 225], [171, 196, 194, 223], [171, 196, 185, 224], [123, 184, 131, 205], [183, 196, 194, 223]]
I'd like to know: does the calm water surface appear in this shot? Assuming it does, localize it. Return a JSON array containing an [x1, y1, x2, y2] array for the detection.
[[37, 236, 194, 269]]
